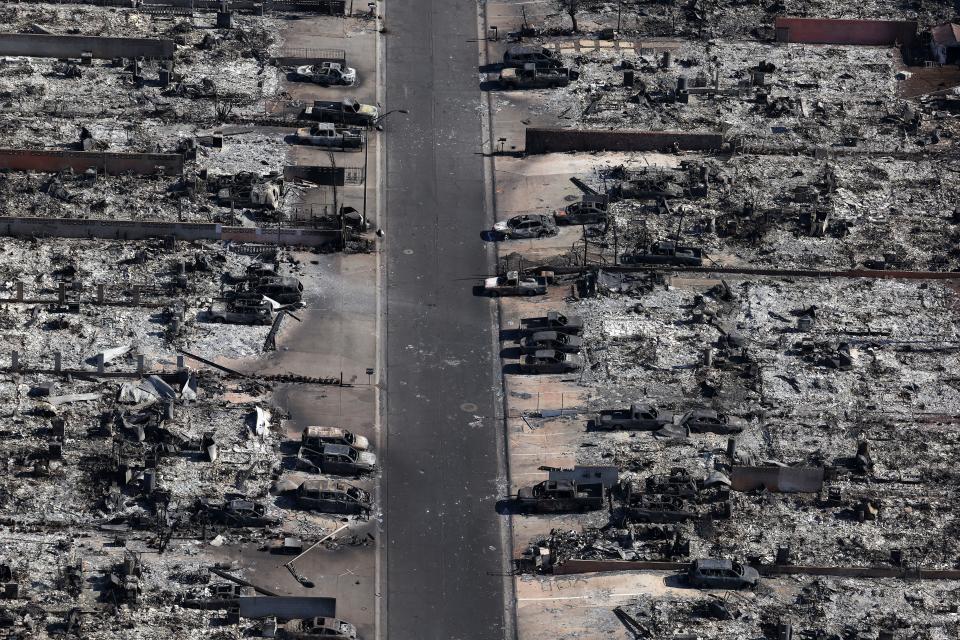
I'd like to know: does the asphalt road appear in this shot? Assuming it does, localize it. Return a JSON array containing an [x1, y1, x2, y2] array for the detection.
[[381, 0, 510, 638]]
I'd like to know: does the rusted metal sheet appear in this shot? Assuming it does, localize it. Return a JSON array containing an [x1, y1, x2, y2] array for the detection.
[[774, 17, 917, 46], [731, 466, 824, 493]]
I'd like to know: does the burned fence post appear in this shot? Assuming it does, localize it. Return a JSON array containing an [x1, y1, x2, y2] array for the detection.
[[11, 351, 19, 371], [54, 351, 61, 373], [15, 282, 23, 302], [97, 284, 105, 304]]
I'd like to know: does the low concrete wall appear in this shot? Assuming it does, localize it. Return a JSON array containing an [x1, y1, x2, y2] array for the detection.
[[0, 149, 183, 176], [0, 33, 175, 60], [222, 225, 342, 247], [554, 559, 960, 579], [774, 17, 917, 46], [554, 560, 683, 575], [525, 128, 725, 154], [9, 0, 345, 13], [0, 216, 342, 248]]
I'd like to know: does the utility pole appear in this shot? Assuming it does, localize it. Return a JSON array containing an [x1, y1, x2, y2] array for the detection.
[[328, 151, 338, 222]]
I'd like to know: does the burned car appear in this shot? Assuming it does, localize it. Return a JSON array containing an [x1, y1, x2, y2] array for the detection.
[[519, 349, 581, 374], [302, 426, 370, 451], [206, 299, 274, 326], [679, 409, 745, 434], [294, 62, 357, 86], [519, 310, 583, 335], [281, 616, 358, 639], [301, 99, 380, 127], [300, 443, 377, 476], [254, 277, 303, 305], [492, 214, 558, 240], [554, 195, 609, 226], [515, 480, 604, 513], [194, 498, 280, 528], [595, 403, 674, 431], [687, 558, 760, 590], [295, 480, 371, 516], [519, 331, 582, 354]]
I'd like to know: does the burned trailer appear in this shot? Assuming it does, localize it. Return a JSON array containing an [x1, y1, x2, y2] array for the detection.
[[514, 480, 605, 513]]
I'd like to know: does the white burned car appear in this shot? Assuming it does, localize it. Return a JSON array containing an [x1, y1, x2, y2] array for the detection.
[[295, 62, 357, 86], [301, 426, 370, 451]]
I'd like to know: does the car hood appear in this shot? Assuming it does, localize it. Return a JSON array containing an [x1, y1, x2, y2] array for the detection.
[[517, 487, 534, 499], [484, 276, 500, 288], [358, 451, 377, 467], [352, 434, 370, 450], [343, 67, 357, 79], [358, 104, 380, 117], [493, 221, 510, 231], [742, 566, 761, 582]]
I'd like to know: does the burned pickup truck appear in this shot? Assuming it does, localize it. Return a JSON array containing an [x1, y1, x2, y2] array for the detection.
[[519, 349, 581, 374], [292, 123, 363, 149], [594, 403, 674, 431], [301, 99, 380, 127], [483, 270, 549, 297], [520, 310, 583, 335], [515, 480, 604, 513], [519, 331, 582, 354], [621, 240, 704, 267], [498, 64, 578, 89]]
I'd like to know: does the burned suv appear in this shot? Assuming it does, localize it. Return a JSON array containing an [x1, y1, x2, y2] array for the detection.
[[503, 45, 562, 69]]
